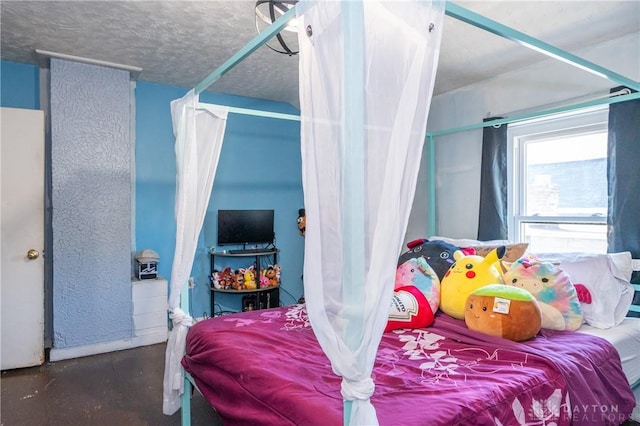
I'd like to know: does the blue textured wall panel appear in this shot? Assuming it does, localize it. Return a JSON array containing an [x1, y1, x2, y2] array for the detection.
[[50, 59, 132, 348]]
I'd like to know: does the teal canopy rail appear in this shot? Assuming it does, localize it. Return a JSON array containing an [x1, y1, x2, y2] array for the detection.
[[193, 2, 640, 97], [193, 4, 298, 95], [445, 2, 640, 92], [428, 90, 640, 138]]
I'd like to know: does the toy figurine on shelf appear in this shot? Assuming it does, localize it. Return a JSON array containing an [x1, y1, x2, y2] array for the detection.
[[265, 265, 279, 286], [259, 269, 270, 288], [275, 264, 282, 284], [212, 267, 234, 290], [211, 270, 222, 289], [241, 266, 257, 290], [233, 270, 245, 290]]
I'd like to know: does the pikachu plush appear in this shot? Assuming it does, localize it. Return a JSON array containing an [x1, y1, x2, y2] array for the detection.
[[440, 246, 505, 319]]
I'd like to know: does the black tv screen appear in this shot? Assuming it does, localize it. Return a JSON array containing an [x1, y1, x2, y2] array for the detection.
[[217, 209, 274, 246]]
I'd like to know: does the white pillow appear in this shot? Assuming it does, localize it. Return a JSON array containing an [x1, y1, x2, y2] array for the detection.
[[533, 252, 634, 329], [607, 251, 633, 282], [429, 236, 511, 247]]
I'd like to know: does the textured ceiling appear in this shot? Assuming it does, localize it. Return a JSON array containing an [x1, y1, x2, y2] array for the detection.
[[1, 1, 638, 108]]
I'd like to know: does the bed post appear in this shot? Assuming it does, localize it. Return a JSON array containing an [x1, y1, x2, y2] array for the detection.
[[341, 1, 366, 424], [180, 283, 192, 426], [181, 377, 192, 426], [426, 134, 436, 237]]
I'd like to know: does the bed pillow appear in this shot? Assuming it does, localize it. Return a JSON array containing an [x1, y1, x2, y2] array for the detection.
[[429, 236, 528, 263], [472, 243, 529, 263], [532, 252, 634, 329]]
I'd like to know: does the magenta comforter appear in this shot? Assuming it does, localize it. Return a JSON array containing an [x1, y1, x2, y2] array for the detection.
[[182, 305, 634, 425]]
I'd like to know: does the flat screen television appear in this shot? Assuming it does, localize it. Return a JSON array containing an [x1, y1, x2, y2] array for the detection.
[[217, 209, 274, 246]]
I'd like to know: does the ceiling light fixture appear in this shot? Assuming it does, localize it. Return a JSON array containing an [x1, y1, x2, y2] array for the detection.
[[254, 1, 299, 55]]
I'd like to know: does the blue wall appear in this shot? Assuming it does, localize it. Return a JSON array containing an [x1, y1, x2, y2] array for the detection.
[[0, 61, 39, 109], [135, 83, 305, 317], [1, 60, 305, 345]]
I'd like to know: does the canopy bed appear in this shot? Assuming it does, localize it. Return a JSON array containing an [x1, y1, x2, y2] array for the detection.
[[161, 1, 640, 425]]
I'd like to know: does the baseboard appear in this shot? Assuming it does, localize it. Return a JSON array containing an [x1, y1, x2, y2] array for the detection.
[[49, 331, 168, 362], [50, 338, 136, 362]]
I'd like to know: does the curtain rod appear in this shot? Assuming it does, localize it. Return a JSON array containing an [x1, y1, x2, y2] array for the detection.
[[224, 106, 300, 122], [427, 90, 640, 138], [496, 87, 631, 119]]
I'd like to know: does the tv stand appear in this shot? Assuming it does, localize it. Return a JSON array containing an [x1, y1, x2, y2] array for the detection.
[[209, 248, 280, 314]]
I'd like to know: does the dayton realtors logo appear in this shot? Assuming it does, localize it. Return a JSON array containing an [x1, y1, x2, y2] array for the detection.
[[567, 404, 627, 423], [524, 390, 627, 425]]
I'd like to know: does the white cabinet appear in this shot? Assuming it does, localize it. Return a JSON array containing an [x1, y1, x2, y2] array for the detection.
[[132, 277, 168, 346]]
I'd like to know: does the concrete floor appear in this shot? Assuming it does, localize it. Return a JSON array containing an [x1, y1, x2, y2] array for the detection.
[[1, 343, 222, 426]]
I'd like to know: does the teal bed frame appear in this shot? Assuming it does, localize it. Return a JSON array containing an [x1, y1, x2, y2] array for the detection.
[[177, 2, 640, 425]]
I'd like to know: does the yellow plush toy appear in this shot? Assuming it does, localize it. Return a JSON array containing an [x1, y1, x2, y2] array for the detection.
[[440, 246, 505, 319]]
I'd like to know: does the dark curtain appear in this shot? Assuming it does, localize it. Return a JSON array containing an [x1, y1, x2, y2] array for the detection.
[[607, 87, 640, 258], [478, 118, 508, 240], [607, 87, 640, 317]]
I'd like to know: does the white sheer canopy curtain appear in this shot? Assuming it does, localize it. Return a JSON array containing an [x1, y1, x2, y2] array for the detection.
[[162, 90, 228, 415], [297, 1, 444, 425]]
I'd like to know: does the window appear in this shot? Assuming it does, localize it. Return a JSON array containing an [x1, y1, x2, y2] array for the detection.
[[507, 108, 608, 253]]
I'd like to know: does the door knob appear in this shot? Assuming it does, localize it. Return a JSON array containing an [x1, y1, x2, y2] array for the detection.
[[27, 249, 40, 260]]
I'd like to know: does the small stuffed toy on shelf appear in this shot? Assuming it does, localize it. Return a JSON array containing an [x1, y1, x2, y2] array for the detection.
[[259, 269, 270, 288], [212, 267, 235, 290], [241, 266, 257, 290], [265, 265, 280, 287], [440, 246, 506, 320], [464, 284, 542, 341], [503, 257, 584, 331], [233, 269, 245, 290]]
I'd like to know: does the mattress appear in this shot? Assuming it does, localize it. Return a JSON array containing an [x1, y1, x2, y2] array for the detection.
[[577, 318, 640, 386], [577, 317, 640, 421]]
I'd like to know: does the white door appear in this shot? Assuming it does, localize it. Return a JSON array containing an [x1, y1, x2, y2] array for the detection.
[[1, 107, 45, 370]]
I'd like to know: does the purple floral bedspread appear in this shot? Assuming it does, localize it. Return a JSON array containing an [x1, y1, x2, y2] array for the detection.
[[182, 305, 634, 425]]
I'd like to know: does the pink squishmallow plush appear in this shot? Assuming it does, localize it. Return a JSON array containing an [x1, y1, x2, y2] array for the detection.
[[386, 257, 440, 331], [394, 256, 440, 315], [504, 257, 583, 331]]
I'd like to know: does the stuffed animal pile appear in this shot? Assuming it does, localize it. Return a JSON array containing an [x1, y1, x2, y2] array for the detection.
[[385, 237, 586, 342]]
